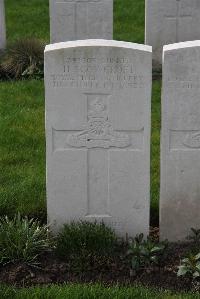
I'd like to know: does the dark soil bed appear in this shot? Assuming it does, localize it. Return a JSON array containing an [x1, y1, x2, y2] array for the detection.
[[0, 228, 199, 292]]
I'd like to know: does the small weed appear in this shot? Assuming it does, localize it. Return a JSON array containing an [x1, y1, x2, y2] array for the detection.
[[178, 253, 200, 279], [1, 38, 44, 80], [187, 228, 200, 244], [0, 213, 49, 266], [56, 221, 117, 259], [127, 233, 168, 276]]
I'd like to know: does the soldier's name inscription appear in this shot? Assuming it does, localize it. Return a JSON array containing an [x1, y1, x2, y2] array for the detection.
[[49, 56, 146, 89]]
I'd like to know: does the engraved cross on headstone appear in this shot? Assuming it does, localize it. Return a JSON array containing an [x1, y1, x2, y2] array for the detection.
[[53, 93, 143, 218], [165, 0, 193, 42], [57, 0, 101, 39]]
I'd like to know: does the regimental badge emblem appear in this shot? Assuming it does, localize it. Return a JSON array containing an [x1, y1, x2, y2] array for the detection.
[[67, 96, 131, 149]]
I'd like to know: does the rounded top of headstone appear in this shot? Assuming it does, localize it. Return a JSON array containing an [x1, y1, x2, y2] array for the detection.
[[45, 39, 152, 53], [163, 40, 200, 52]]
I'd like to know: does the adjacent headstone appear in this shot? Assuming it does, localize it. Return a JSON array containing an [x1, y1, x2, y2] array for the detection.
[[45, 39, 152, 237], [161, 41, 200, 241], [0, 0, 6, 49], [145, 0, 200, 67], [49, 0, 113, 43]]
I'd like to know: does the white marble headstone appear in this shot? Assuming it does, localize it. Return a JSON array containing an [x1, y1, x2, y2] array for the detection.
[[49, 0, 113, 43], [145, 0, 200, 67], [0, 0, 6, 49], [45, 40, 152, 237], [161, 41, 200, 241]]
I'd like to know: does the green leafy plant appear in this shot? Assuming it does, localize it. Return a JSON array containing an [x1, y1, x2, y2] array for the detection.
[[1, 38, 44, 79], [127, 233, 167, 276], [187, 228, 200, 244], [0, 213, 49, 265], [127, 233, 144, 274], [56, 221, 117, 259], [177, 253, 200, 279]]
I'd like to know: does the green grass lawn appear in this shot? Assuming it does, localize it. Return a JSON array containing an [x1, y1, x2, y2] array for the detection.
[[114, 0, 145, 43], [6, 0, 50, 43], [0, 80, 46, 219], [6, 0, 145, 44], [1, 284, 200, 299]]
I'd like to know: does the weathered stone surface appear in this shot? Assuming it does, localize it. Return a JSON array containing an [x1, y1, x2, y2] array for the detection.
[[145, 0, 200, 67], [45, 39, 152, 237], [0, 0, 6, 49], [160, 41, 200, 241], [49, 0, 113, 43]]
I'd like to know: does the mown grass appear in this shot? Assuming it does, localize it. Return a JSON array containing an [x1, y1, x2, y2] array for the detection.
[[151, 80, 161, 225], [0, 284, 200, 299], [0, 80, 46, 219], [114, 0, 145, 43], [5, 0, 145, 44], [6, 0, 49, 43]]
